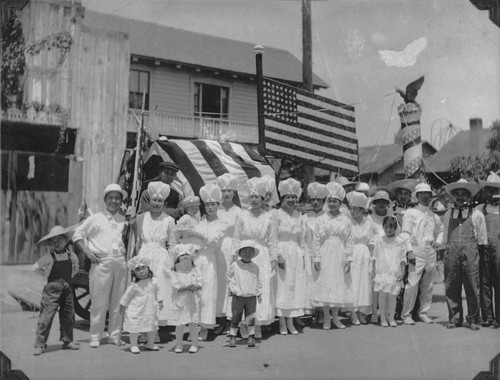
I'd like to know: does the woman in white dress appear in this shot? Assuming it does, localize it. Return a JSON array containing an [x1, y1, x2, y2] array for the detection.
[[274, 178, 307, 335], [232, 177, 279, 338], [135, 182, 177, 330], [346, 191, 374, 325], [179, 183, 226, 341], [311, 182, 354, 330], [216, 173, 242, 333]]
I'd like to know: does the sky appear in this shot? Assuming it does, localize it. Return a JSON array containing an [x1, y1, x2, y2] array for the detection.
[[83, 0, 500, 148]]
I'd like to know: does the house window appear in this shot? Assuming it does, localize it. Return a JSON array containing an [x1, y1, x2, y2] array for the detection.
[[129, 69, 150, 110], [194, 82, 229, 118]]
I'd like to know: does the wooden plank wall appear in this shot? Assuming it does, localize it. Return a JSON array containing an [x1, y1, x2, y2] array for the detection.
[[70, 24, 130, 213]]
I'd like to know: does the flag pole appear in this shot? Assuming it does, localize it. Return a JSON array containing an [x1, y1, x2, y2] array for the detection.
[[254, 45, 265, 156]]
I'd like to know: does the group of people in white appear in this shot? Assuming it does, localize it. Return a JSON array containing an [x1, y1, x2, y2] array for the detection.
[[32, 165, 500, 356]]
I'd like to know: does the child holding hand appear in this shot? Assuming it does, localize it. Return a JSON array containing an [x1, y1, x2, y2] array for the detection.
[[119, 256, 163, 354], [168, 244, 204, 354], [372, 216, 410, 327]]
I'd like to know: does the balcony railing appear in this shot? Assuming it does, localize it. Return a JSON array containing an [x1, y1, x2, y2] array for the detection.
[[127, 109, 258, 143]]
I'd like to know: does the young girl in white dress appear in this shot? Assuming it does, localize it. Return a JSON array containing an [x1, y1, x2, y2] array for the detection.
[[176, 196, 201, 243], [119, 256, 163, 354], [216, 173, 242, 332], [346, 191, 374, 325], [134, 181, 176, 330], [372, 215, 411, 327], [274, 178, 307, 335], [168, 244, 204, 354], [311, 182, 354, 330]]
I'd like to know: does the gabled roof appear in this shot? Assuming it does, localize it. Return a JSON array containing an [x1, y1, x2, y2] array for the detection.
[[82, 10, 328, 88], [424, 127, 492, 173]]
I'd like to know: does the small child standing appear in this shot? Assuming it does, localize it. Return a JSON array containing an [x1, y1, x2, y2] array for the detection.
[[119, 256, 163, 354], [372, 216, 411, 327], [226, 240, 262, 348], [176, 196, 201, 243], [168, 244, 204, 354], [32, 225, 80, 355]]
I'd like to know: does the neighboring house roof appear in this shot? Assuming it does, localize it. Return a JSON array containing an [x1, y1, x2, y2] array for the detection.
[[424, 127, 492, 173], [82, 10, 328, 88]]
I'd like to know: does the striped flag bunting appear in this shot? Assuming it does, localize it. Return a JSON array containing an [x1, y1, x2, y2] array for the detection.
[[133, 139, 275, 209], [262, 77, 359, 177]]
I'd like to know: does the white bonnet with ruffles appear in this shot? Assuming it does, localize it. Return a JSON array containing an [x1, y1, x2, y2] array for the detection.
[[278, 178, 302, 198], [307, 182, 329, 199], [260, 175, 279, 206], [127, 255, 151, 271], [346, 191, 368, 209], [182, 196, 200, 207], [217, 173, 238, 191], [147, 181, 171, 200], [247, 177, 267, 198], [326, 181, 346, 201], [199, 183, 222, 203]]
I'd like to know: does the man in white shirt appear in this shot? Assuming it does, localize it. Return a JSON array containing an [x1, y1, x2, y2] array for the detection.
[[73, 184, 128, 347], [442, 179, 488, 330], [400, 183, 443, 325]]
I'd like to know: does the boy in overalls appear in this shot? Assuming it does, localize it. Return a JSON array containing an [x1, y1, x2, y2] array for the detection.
[[443, 179, 487, 330], [32, 225, 80, 355], [478, 172, 500, 327]]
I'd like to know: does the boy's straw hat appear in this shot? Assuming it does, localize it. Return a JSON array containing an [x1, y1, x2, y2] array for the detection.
[[37, 225, 76, 246]]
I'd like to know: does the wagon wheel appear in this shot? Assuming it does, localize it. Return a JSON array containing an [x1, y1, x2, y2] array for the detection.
[[73, 284, 91, 321]]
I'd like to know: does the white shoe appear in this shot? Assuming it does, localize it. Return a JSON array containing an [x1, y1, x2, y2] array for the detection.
[[403, 316, 416, 325], [188, 345, 198, 353], [419, 314, 434, 324], [89, 340, 100, 348], [130, 346, 140, 354], [174, 344, 183, 353]]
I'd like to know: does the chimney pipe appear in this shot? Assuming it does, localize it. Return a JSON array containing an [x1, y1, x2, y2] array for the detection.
[[469, 118, 483, 157]]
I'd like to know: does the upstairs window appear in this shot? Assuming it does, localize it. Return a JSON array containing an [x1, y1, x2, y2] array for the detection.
[[129, 69, 150, 110], [194, 82, 229, 119]]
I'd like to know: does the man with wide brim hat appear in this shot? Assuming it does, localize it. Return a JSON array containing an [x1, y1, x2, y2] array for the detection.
[[399, 182, 443, 326], [476, 172, 500, 327], [73, 183, 129, 348], [442, 178, 487, 330], [387, 179, 419, 212]]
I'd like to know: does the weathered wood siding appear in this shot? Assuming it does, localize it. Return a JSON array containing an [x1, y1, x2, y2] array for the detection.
[[231, 81, 258, 124]]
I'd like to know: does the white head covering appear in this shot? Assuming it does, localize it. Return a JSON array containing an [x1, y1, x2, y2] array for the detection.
[[247, 177, 267, 198], [278, 178, 302, 198], [199, 183, 222, 203], [307, 182, 329, 199], [414, 182, 435, 196], [355, 182, 370, 193], [346, 191, 368, 209], [182, 196, 200, 207], [326, 182, 346, 201], [217, 173, 238, 191], [479, 172, 500, 189], [104, 183, 127, 199], [237, 240, 260, 257], [127, 255, 151, 271], [172, 243, 200, 260], [147, 181, 171, 200], [260, 175, 279, 206]]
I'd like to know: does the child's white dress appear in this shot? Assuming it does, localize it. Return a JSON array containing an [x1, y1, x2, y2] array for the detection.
[[168, 268, 204, 325], [372, 235, 408, 295], [120, 278, 160, 333], [176, 213, 200, 244]]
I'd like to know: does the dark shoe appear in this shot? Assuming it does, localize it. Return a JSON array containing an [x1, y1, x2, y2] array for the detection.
[[62, 342, 80, 350], [33, 347, 45, 356], [228, 336, 237, 347], [481, 320, 493, 327], [491, 321, 499, 329], [464, 322, 480, 331], [446, 322, 460, 329], [247, 335, 255, 347]]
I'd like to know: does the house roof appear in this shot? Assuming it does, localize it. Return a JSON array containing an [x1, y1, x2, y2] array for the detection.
[[424, 127, 492, 173], [82, 10, 328, 88]]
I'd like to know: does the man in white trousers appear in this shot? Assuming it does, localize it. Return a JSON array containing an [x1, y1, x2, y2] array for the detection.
[[401, 183, 443, 325], [73, 184, 128, 347]]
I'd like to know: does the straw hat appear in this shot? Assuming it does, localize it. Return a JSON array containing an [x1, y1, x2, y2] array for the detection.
[[372, 189, 391, 203], [37, 225, 76, 246], [217, 173, 238, 191], [199, 183, 222, 203], [414, 183, 435, 196], [127, 255, 151, 271], [104, 184, 127, 199], [429, 198, 448, 215], [307, 182, 329, 199], [386, 179, 419, 195], [444, 178, 480, 198], [326, 182, 346, 201], [346, 191, 369, 209], [237, 240, 260, 257], [278, 178, 302, 198], [147, 181, 171, 200], [479, 172, 500, 189]]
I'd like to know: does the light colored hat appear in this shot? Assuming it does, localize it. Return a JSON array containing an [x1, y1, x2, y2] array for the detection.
[[479, 172, 500, 189], [307, 182, 329, 199], [104, 184, 127, 199], [335, 176, 358, 188], [278, 178, 302, 198], [38, 225, 76, 246], [217, 173, 238, 191], [147, 181, 171, 200], [260, 175, 279, 206], [414, 182, 435, 195], [172, 243, 200, 260], [444, 178, 480, 198], [372, 189, 391, 203], [183, 196, 200, 207], [429, 198, 447, 214], [199, 183, 222, 203], [127, 255, 151, 270], [355, 182, 370, 192], [247, 177, 267, 198], [386, 179, 419, 194], [346, 191, 369, 209], [326, 182, 346, 201], [237, 240, 260, 257]]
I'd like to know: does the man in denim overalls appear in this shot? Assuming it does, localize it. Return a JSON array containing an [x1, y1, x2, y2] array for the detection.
[[442, 179, 487, 330]]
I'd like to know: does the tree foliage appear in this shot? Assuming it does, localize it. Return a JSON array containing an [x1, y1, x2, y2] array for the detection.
[[1, 14, 25, 109]]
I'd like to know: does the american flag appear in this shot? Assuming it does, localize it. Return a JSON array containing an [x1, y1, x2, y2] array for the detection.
[[263, 78, 358, 176]]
